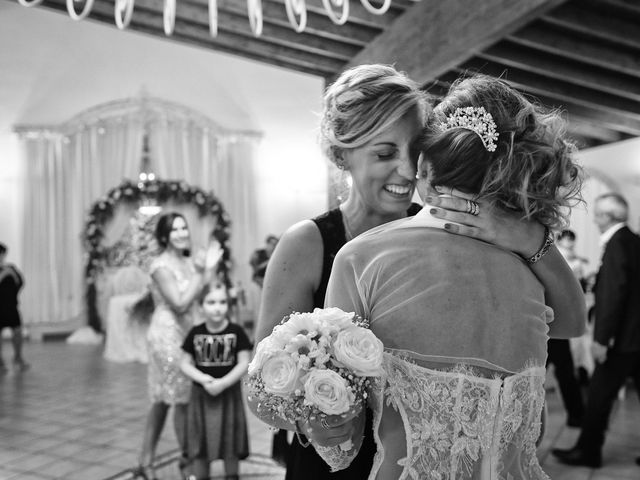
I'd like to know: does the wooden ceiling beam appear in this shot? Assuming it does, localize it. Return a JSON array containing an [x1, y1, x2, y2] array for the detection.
[[346, 0, 568, 85], [541, 2, 640, 50], [40, 0, 339, 77], [508, 22, 640, 78], [479, 42, 640, 102]]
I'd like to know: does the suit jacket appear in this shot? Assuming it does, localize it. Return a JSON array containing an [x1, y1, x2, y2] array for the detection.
[[594, 226, 640, 353]]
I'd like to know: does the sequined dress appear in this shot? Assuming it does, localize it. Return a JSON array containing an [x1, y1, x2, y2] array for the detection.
[[146, 254, 196, 404]]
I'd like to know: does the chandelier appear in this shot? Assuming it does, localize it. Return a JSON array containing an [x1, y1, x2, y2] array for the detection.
[[16, 0, 392, 37]]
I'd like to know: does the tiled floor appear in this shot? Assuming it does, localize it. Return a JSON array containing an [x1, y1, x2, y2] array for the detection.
[[1, 339, 639, 480]]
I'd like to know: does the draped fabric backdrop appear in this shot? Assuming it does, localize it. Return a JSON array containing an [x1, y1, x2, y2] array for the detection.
[[16, 97, 260, 327]]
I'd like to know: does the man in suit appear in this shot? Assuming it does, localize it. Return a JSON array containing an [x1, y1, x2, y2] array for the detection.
[[553, 193, 640, 468]]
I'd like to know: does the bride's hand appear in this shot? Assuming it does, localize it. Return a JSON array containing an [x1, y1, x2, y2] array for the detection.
[[298, 408, 365, 448], [426, 194, 544, 258]]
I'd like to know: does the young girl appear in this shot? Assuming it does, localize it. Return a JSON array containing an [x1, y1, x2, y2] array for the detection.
[[181, 282, 251, 480]]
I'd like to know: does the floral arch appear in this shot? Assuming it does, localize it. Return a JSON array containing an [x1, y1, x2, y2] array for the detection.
[[83, 178, 232, 331]]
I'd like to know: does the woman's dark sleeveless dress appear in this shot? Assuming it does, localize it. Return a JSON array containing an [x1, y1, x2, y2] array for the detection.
[[285, 204, 421, 480]]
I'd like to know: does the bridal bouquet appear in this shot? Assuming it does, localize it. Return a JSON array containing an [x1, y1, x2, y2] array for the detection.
[[246, 307, 383, 471]]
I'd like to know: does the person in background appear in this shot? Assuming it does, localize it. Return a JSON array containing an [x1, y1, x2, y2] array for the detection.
[[553, 193, 640, 468], [546, 229, 588, 426], [135, 213, 221, 480], [180, 282, 251, 480], [250, 65, 587, 480], [249, 235, 279, 288], [0, 243, 29, 373]]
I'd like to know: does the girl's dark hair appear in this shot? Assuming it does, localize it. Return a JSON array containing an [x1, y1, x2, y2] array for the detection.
[[0, 243, 6, 255], [155, 212, 189, 254], [422, 75, 582, 229]]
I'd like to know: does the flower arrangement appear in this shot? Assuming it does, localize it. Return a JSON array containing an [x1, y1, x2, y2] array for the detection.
[[246, 307, 384, 470]]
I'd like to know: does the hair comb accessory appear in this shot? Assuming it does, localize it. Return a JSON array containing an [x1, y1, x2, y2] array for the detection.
[[439, 106, 499, 152]]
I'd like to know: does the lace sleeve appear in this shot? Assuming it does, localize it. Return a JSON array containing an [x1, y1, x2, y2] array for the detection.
[[312, 405, 367, 472]]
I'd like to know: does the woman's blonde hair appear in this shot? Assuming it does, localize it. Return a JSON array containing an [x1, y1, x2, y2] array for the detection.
[[423, 75, 582, 229], [320, 64, 430, 166]]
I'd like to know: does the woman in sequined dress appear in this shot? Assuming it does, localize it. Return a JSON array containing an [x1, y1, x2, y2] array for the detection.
[[136, 212, 221, 480]]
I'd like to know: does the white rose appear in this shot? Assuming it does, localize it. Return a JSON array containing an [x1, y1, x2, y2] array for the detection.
[[313, 307, 355, 331], [248, 337, 277, 376], [261, 351, 303, 397], [333, 326, 383, 377], [303, 369, 354, 415]]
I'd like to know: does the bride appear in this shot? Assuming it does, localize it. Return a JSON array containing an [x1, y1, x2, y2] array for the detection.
[[305, 75, 585, 479]]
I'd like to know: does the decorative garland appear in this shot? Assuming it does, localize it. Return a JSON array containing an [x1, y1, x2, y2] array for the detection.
[[83, 178, 232, 332], [17, 0, 393, 37]]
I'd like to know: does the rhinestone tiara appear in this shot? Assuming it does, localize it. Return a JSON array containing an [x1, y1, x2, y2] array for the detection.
[[438, 106, 499, 152]]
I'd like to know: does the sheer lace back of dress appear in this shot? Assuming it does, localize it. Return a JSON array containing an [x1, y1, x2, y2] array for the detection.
[[371, 352, 549, 480]]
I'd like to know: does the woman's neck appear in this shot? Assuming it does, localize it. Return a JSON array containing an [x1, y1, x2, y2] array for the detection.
[[340, 198, 408, 239]]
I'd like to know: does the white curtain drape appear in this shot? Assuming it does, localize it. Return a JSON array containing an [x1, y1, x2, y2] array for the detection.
[[17, 97, 260, 327]]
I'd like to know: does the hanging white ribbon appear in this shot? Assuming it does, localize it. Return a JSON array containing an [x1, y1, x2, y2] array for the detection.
[[164, 0, 176, 35], [114, 0, 135, 29], [66, 0, 95, 20], [247, 0, 263, 37], [322, 0, 349, 25], [285, 0, 307, 33], [209, 0, 218, 36], [360, 0, 390, 15], [17, 0, 43, 7]]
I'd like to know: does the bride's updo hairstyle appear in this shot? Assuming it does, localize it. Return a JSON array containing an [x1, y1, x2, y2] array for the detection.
[[320, 64, 429, 167], [423, 75, 582, 229]]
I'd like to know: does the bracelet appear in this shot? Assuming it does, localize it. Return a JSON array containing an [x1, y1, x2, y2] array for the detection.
[[295, 420, 311, 448], [526, 226, 554, 264]]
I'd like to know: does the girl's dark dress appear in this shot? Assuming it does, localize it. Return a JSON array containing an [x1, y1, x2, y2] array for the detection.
[[285, 204, 421, 480]]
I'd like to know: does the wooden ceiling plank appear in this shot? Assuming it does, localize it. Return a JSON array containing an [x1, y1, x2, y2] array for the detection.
[[478, 42, 640, 102], [508, 23, 640, 78], [40, 0, 336, 77], [542, 3, 640, 50], [347, 0, 568, 84]]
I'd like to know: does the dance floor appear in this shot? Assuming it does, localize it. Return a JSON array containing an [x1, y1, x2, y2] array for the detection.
[[1, 339, 639, 480]]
